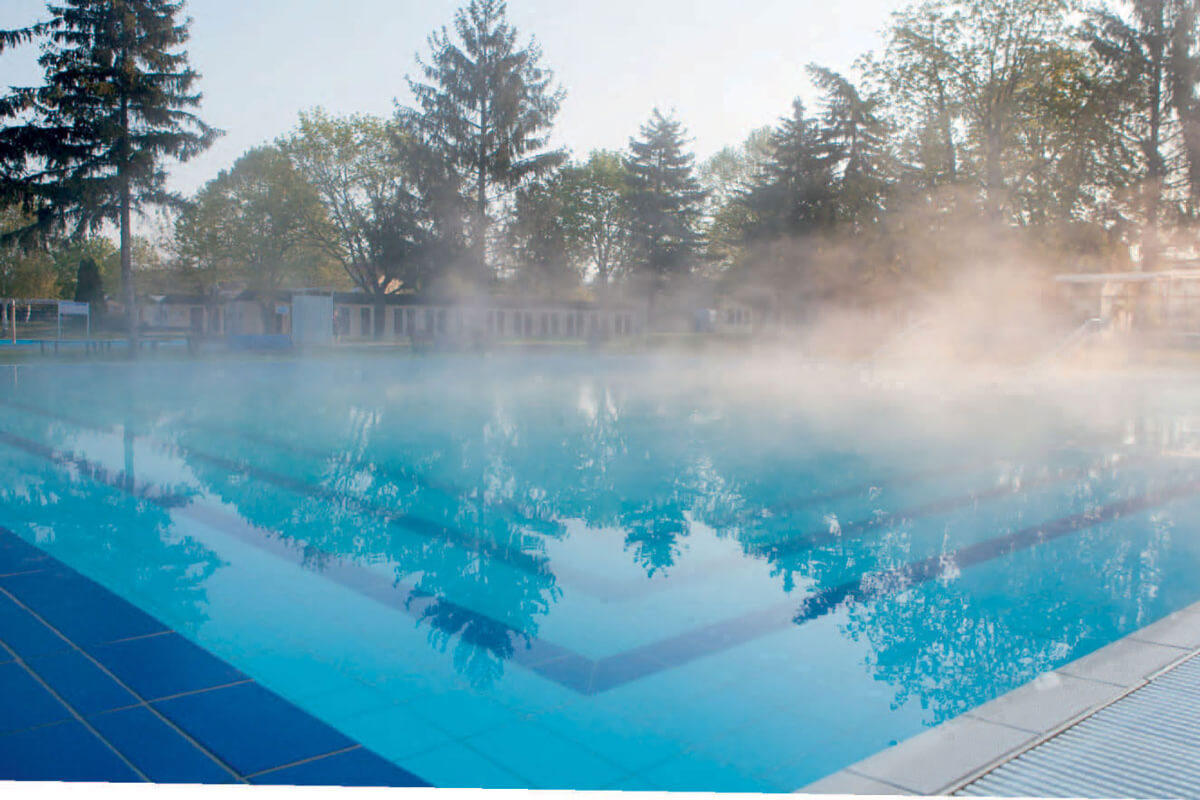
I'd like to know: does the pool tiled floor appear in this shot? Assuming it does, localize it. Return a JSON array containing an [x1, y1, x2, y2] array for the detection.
[[0, 526, 430, 786]]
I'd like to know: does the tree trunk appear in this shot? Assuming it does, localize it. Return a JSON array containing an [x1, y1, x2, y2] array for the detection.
[[121, 176, 137, 354], [476, 97, 490, 285], [119, 93, 138, 356], [1143, 0, 1167, 274]]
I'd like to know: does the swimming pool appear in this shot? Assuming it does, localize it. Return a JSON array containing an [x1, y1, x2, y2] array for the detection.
[[2, 354, 1199, 791]]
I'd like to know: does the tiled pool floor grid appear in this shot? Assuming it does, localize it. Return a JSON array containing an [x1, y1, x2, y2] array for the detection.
[[956, 649, 1200, 798], [0, 526, 429, 786]]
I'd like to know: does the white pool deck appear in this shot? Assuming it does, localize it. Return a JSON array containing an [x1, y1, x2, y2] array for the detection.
[[801, 599, 1200, 797]]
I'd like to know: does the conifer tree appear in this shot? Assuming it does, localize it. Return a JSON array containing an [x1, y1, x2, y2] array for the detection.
[[0, 1, 218, 347], [74, 255, 106, 315], [402, 0, 566, 283], [744, 100, 838, 240], [625, 109, 705, 293], [808, 66, 892, 229]]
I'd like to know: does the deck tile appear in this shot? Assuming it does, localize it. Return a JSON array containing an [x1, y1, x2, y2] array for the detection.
[[0, 567, 167, 645], [26, 649, 139, 716], [0, 720, 141, 782], [87, 632, 247, 701], [89, 706, 236, 784], [153, 681, 357, 777], [0, 592, 71, 658], [0, 660, 72, 734], [250, 746, 430, 787]]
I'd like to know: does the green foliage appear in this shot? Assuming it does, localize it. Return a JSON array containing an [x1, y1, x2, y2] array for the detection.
[[558, 150, 638, 292], [280, 109, 468, 305], [1083, 0, 1200, 266], [402, 0, 566, 280], [625, 110, 706, 288], [808, 65, 893, 229], [73, 256, 105, 313], [4, 0, 1198, 314], [504, 177, 576, 298], [744, 99, 839, 239], [175, 145, 338, 297], [0, 0, 217, 339]]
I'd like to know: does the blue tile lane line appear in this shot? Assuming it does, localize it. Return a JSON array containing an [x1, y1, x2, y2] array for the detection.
[[0, 531, 430, 787], [2, 416, 1199, 698]]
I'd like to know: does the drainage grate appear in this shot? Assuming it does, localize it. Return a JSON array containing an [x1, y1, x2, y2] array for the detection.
[[957, 654, 1200, 798]]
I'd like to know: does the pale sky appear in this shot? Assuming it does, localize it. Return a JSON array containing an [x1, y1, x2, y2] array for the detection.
[[0, 0, 906, 197]]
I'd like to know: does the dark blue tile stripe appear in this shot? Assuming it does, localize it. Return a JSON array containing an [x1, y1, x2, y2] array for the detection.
[[590, 475, 1200, 691], [0, 427, 568, 683], [753, 453, 1158, 561], [0, 429, 190, 508], [0, 529, 430, 787]]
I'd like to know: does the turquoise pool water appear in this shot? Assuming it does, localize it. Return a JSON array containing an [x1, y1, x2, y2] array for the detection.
[[2, 355, 1200, 791]]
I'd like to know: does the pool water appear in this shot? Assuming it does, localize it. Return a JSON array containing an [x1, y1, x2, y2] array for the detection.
[[2, 355, 1200, 791]]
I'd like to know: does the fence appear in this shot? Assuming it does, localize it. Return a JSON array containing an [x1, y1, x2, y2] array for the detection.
[[1, 298, 92, 343]]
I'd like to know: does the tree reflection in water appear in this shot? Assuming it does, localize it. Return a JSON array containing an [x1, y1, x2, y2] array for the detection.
[[10, 359, 1200, 709], [0, 404, 219, 633]]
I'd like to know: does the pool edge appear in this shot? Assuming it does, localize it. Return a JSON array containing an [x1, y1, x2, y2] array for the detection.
[[798, 599, 1200, 796]]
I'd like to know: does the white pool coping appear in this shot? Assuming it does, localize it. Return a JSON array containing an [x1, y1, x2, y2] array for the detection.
[[799, 599, 1200, 796]]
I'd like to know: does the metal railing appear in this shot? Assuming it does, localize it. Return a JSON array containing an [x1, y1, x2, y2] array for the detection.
[[1036, 316, 1108, 366]]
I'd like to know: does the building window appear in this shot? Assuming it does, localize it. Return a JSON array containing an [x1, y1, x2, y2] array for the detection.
[[437, 308, 447, 334], [523, 312, 533, 337], [360, 307, 371, 337], [424, 308, 434, 332], [393, 308, 403, 336], [406, 308, 415, 334], [335, 308, 349, 335], [540, 312, 549, 337], [566, 314, 575, 337]]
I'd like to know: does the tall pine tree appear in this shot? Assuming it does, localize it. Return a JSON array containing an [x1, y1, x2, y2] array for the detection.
[[808, 66, 891, 230], [402, 0, 565, 284], [625, 110, 705, 297], [743, 99, 837, 240], [0, 1, 217, 347]]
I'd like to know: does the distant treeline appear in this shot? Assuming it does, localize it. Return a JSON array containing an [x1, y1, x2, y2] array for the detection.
[[2, 0, 1199, 334]]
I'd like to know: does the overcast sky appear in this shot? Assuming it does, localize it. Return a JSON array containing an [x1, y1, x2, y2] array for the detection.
[[0, 0, 906, 197]]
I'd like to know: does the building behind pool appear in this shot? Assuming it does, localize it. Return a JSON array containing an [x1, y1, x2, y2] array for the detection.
[[133, 286, 764, 349], [1054, 265, 1200, 335], [135, 290, 653, 348]]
